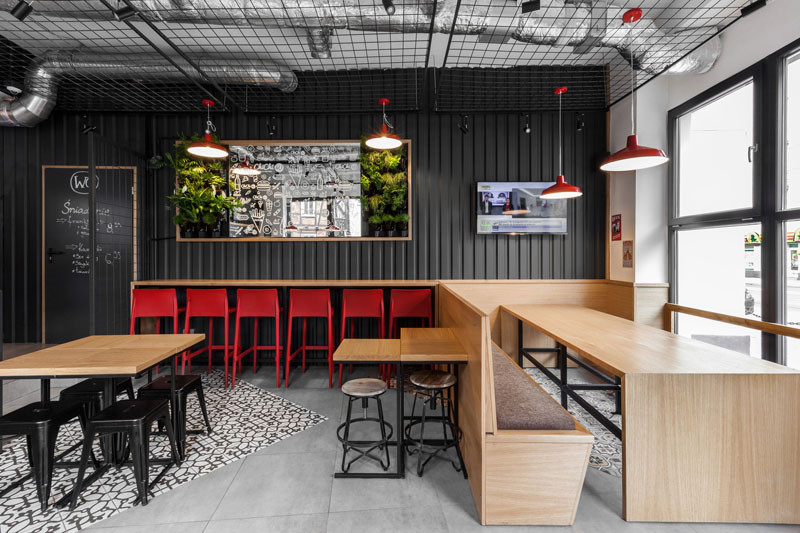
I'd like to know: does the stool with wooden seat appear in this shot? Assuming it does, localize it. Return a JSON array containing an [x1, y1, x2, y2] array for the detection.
[[337, 378, 393, 473], [0, 400, 86, 511], [285, 289, 334, 388], [404, 369, 466, 477], [182, 288, 235, 375], [231, 289, 282, 388], [70, 399, 180, 509], [338, 288, 385, 387], [136, 374, 212, 458]]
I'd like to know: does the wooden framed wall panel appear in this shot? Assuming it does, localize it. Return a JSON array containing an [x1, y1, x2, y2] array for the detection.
[[175, 139, 413, 242]]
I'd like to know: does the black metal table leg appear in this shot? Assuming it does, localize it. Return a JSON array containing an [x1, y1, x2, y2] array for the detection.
[[559, 344, 568, 408], [170, 355, 183, 461], [40, 378, 51, 404], [518, 320, 523, 367], [397, 362, 405, 476]]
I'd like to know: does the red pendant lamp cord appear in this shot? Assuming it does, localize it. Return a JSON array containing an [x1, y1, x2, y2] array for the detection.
[[380, 99, 394, 130], [558, 89, 562, 177]]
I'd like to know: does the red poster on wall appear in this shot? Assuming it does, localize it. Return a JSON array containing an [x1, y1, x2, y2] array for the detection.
[[611, 214, 622, 241]]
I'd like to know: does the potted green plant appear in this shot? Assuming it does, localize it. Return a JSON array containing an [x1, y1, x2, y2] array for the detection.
[[163, 134, 241, 239], [396, 213, 409, 237], [360, 139, 408, 238], [368, 214, 384, 237], [383, 214, 397, 238]]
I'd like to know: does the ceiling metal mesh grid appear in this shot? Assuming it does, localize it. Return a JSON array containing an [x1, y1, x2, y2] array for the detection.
[[0, 0, 757, 115]]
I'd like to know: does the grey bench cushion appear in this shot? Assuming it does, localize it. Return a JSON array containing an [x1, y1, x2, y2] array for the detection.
[[492, 344, 576, 431]]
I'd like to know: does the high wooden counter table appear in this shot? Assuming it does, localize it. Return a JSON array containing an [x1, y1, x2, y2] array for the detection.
[[399, 327, 469, 363], [499, 304, 800, 525]]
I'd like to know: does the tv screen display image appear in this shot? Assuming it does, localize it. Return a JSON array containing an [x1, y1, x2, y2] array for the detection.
[[476, 182, 568, 234]]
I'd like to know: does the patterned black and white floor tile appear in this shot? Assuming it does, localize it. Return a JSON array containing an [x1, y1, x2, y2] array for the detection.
[[0, 370, 325, 533], [525, 368, 622, 478]]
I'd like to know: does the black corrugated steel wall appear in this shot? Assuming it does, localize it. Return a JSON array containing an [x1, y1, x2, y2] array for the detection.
[[1, 109, 605, 342]]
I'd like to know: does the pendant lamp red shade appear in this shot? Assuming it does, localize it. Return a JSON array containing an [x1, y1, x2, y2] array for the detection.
[[600, 8, 668, 173], [541, 87, 582, 200], [365, 98, 402, 150], [187, 100, 228, 159], [232, 155, 260, 176], [599, 134, 669, 172]]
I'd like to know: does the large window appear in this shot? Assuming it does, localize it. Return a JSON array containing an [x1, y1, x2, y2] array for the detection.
[[677, 82, 754, 217], [670, 39, 800, 368]]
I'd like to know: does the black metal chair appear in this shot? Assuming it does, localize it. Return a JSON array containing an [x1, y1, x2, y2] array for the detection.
[[337, 377, 393, 472], [0, 400, 86, 511], [70, 399, 180, 509], [404, 369, 466, 477], [137, 374, 212, 456], [59, 378, 135, 415]]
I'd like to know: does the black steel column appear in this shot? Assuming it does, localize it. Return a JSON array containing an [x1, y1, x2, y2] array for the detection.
[[559, 343, 568, 408], [88, 131, 97, 335]]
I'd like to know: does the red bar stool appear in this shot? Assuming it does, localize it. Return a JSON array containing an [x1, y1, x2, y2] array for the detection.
[[338, 288, 385, 387], [386, 288, 433, 381], [231, 289, 281, 388], [182, 289, 235, 375], [285, 289, 334, 388], [129, 288, 184, 374], [388, 288, 433, 337]]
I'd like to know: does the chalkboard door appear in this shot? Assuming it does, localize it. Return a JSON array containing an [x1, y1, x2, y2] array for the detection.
[[42, 166, 136, 343]]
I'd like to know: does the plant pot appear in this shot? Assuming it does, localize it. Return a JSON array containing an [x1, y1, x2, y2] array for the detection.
[[183, 228, 196, 239], [385, 229, 398, 238], [398, 222, 408, 237], [198, 228, 212, 239], [212, 221, 229, 238], [369, 223, 384, 237]]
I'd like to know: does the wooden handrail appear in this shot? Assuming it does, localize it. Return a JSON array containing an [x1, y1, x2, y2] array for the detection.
[[664, 303, 800, 340]]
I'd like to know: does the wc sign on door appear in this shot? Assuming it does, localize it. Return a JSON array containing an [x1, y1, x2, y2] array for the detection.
[[69, 170, 100, 195], [611, 214, 622, 241]]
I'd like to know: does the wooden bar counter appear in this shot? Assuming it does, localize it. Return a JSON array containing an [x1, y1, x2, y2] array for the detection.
[[500, 304, 800, 524]]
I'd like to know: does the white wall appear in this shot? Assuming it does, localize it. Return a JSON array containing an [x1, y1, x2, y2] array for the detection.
[[607, 0, 800, 284], [668, 0, 800, 109]]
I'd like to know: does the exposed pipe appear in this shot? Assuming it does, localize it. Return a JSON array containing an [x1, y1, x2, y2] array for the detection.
[[0, 0, 721, 74], [0, 50, 298, 127]]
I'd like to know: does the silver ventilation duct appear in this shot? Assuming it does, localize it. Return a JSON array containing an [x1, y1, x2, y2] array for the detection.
[[0, 0, 721, 75], [0, 50, 298, 127]]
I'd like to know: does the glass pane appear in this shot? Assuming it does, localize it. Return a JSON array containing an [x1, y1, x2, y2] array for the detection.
[[784, 221, 800, 369], [785, 51, 800, 209], [677, 82, 754, 217], [676, 224, 761, 358]]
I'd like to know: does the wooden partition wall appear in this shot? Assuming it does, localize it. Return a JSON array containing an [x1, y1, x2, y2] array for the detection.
[[435, 279, 666, 524]]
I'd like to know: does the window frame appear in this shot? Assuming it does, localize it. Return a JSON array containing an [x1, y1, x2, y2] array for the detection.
[[668, 37, 800, 366]]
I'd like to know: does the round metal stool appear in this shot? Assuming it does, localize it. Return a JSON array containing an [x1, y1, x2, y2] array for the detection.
[[337, 378, 394, 472], [404, 369, 466, 477]]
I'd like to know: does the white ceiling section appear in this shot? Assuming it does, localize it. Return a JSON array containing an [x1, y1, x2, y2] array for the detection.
[[0, 0, 756, 114]]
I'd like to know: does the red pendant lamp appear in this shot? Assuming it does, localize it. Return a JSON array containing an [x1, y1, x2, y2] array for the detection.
[[232, 155, 260, 176], [541, 87, 582, 200], [365, 98, 402, 150], [600, 9, 668, 172], [187, 100, 229, 159]]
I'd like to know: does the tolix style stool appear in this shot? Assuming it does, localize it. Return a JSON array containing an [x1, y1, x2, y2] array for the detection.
[[337, 378, 393, 473], [404, 369, 466, 477], [70, 399, 180, 509]]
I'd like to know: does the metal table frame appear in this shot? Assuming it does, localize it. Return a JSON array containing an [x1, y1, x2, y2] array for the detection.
[[518, 320, 622, 439]]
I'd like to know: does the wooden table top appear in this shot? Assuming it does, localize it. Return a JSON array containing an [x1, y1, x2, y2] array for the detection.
[[501, 304, 798, 377], [333, 339, 401, 363], [133, 279, 437, 287], [0, 334, 205, 378], [400, 328, 469, 363]]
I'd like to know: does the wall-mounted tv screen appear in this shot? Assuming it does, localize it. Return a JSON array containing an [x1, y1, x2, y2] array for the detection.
[[476, 182, 568, 235]]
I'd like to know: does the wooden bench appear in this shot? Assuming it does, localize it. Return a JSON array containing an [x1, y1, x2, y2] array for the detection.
[[484, 341, 593, 526]]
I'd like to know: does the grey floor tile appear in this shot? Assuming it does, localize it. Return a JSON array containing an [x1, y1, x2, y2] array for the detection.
[[328, 465, 440, 513], [327, 505, 448, 533], [87, 521, 208, 532], [255, 418, 341, 455], [92, 460, 243, 527], [440, 502, 565, 533], [690, 525, 800, 532], [211, 452, 335, 520], [202, 513, 327, 533]]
